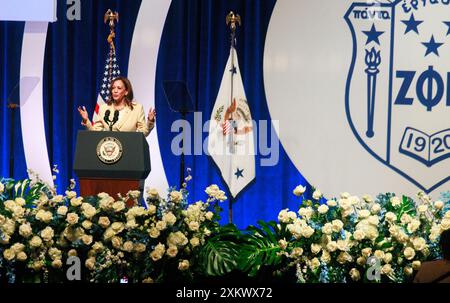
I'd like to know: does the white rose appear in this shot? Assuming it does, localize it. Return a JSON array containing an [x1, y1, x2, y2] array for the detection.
[[357, 257, 366, 266], [404, 267, 413, 276], [301, 226, 315, 238], [188, 221, 200, 231], [444, 211, 450, 219], [178, 259, 190, 271], [322, 223, 334, 235], [358, 210, 371, 219], [66, 213, 79, 225], [311, 243, 322, 255], [40, 226, 54, 242], [400, 214, 412, 224], [82, 220, 93, 230], [149, 227, 160, 238], [64, 190, 76, 199], [407, 219, 421, 233], [81, 235, 93, 245], [337, 239, 349, 251], [162, 212, 177, 226], [368, 215, 379, 226], [434, 200, 444, 210], [112, 201, 126, 213], [98, 216, 111, 228], [57, 206, 68, 216], [19, 223, 32, 238], [332, 220, 344, 232], [361, 248, 372, 257], [374, 250, 385, 260], [3, 249, 15, 261], [412, 260, 421, 270], [290, 247, 303, 258], [404, 247, 416, 260], [166, 245, 178, 258], [326, 241, 338, 252], [337, 252, 352, 264], [16, 251, 27, 262], [52, 259, 63, 269], [340, 192, 350, 199], [81, 203, 97, 219], [312, 190, 322, 200], [320, 250, 331, 264], [381, 264, 393, 275], [190, 237, 200, 247], [147, 188, 159, 199], [326, 199, 337, 207], [205, 211, 214, 220], [170, 191, 183, 203], [318, 204, 329, 214], [349, 268, 361, 281], [412, 237, 427, 251], [383, 253, 393, 264], [70, 197, 83, 207], [0, 182, 4, 194], [362, 195, 373, 203], [441, 218, 450, 230], [310, 258, 320, 270], [278, 239, 288, 250], [29, 236, 43, 248], [353, 230, 365, 241], [390, 196, 401, 207], [147, 205, 157, 215], [385, 212, 397, 222], [371, 204, 381, 214], [293, 185, 306, 197], [85, 257, 96, 270], [298, 207, 314, 220], [418, 205, 428, 213], [11, 243, 25, 254], [15, 197, 26, 206]]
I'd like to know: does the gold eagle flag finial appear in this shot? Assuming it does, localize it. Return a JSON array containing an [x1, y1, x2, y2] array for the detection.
[[226, 11, 241, 31], [104, 9, 119, 48]]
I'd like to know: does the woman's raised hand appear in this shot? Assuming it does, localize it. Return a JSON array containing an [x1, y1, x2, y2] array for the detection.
[[77, 106, 89, 123], [148, 107, 156, 122]]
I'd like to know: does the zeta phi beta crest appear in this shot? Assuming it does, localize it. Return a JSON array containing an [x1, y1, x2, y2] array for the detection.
[[344, 0, 450, 193]]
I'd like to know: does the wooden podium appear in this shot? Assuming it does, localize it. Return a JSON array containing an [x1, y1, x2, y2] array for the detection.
[[74, 131, 150, 206]]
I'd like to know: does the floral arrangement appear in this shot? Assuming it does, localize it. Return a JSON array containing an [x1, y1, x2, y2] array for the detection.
[[262, 186, 450, 283], [0, 177, 226, 283], [2, 175, 449, 283]]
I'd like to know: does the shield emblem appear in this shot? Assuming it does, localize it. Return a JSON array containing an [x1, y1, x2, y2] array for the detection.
[[344, 0, 450, 193]]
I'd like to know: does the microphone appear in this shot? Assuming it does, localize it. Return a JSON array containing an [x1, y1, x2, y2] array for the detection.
[[104, 109, 111, 124], [104, 109, 114, 131], [112, 110, 119, 124]]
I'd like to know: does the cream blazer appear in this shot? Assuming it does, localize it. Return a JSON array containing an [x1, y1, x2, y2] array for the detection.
[[84, 102, 154, 137]]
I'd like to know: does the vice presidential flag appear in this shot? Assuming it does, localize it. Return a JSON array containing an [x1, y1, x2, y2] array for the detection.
[[207, 45, 255, 198]]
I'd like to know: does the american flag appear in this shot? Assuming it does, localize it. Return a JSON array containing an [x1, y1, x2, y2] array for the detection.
[[92, 43, 121, 122]]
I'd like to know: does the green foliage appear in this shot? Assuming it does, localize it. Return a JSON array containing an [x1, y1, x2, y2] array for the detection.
[[238, 221, 284, 277], [196, 224, 241, 276]]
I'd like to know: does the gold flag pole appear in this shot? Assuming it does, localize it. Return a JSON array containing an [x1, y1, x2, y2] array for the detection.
[[104, 9, 119, 102], [225, 11, 241, 224]]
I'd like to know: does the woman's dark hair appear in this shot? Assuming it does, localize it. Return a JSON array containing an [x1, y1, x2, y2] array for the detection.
[[107, 76, 134, 109], [439, 228, 450, 260]]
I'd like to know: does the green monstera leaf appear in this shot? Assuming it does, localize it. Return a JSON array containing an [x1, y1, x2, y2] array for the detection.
[[238, 220, 283, 277], [196, 224, 242, 276]]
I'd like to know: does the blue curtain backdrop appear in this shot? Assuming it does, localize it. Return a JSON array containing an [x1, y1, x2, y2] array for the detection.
[[0, 0, 311, 229]]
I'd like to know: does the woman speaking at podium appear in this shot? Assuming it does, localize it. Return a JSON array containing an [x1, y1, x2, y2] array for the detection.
[[77, 76, 156, 137]]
